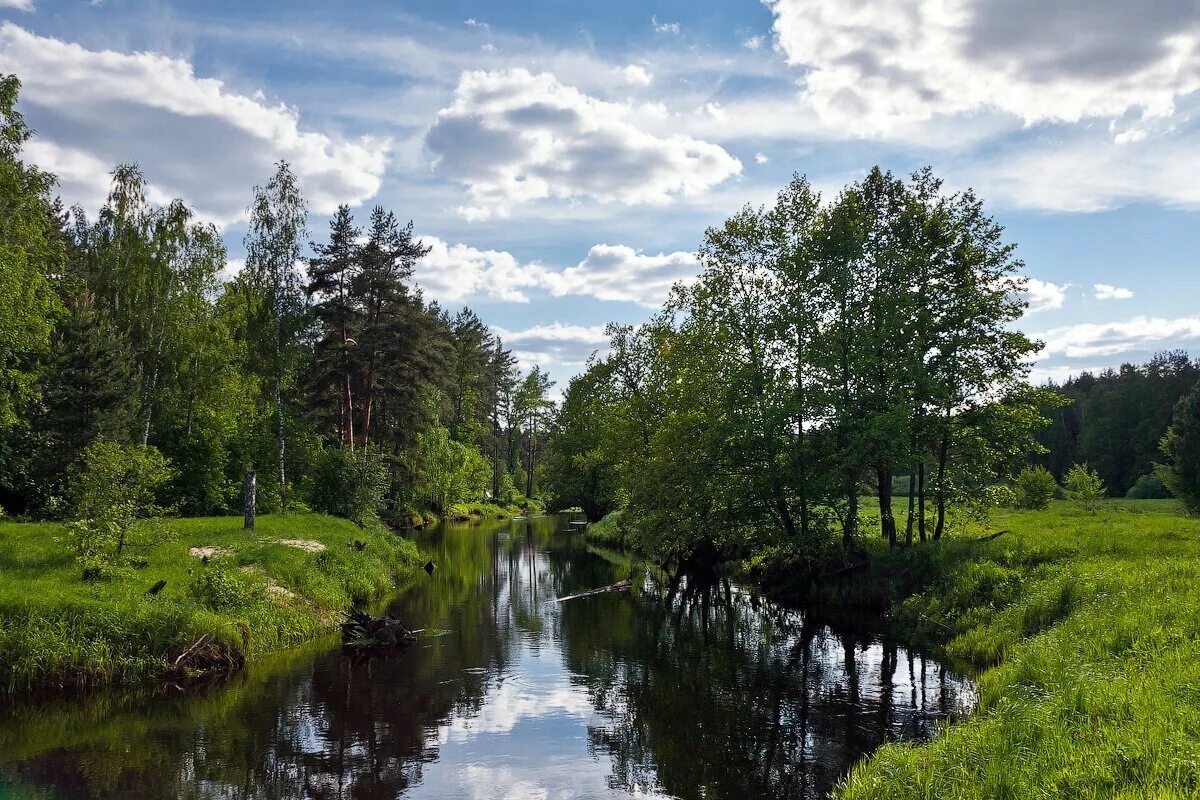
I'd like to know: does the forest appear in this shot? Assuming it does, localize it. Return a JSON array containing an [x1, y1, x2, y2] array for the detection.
[[0, 75, 554, 536]]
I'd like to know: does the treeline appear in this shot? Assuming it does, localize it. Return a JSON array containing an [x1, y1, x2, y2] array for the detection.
[[0, 75, 552, 522], [546, 168, 1050, 572], [1033, 351, 1199, 497]]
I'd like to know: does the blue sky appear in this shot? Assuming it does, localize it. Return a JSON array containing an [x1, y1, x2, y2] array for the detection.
[[3, 0, 1200, 389]]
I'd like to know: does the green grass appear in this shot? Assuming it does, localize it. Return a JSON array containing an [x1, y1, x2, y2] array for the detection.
[[0, 513, 420, 694], [836, 499, 1200, 799], [444, 499, 546, 522]]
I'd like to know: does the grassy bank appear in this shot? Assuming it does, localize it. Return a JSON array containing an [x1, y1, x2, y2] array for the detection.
[[0, 513, 420, 694], [834, 499, 1200, 798], [392, 498, 546, 527]]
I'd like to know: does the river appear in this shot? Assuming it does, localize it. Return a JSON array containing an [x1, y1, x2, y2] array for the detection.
[[0, 514, 975, 799]]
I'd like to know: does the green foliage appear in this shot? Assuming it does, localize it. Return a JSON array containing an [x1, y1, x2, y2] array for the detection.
[[1125, 472, 1172, 499], [64, 440, 173, 576], [307, 445, 388, 524], [188, 563, 266, 610], [1062, 463, 1106, 513], [1157, 379, 1200, 514], [412, 424, 491, 511], [1013, 466, 1057, 510]]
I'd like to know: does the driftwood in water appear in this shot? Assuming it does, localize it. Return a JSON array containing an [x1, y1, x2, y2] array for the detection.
[[555, 578, 632, 602], [341, 610, 418, 650]]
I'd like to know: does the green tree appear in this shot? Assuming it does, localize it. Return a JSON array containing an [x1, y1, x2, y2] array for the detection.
[[1063, 463, 1105, 513], [243, 161, 308, 511], [1014, 466, 1057, 510], [1158, 380, 1200, 514]]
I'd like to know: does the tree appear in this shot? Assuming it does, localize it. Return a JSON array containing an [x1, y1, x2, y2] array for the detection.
[[306, 205, 361, 447], [1063, 463, 1105, 514], [543, 359, 622, 521], [514, 367, 555, 498], [1014, 466, 1056, 510], [243, 161, 308, 512], [1158, 380, 1200, 514], [0, 74, 65, 428]]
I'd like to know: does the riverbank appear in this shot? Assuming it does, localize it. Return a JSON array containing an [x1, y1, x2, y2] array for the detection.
[[393, 499, 546, 528], [836, 499, 1200, 798], [0, 513, 420, 694]]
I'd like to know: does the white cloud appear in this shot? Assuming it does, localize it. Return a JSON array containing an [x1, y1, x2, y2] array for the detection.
[[463, 18, 489, 30], [754, 152, 769, 164], [0, 23, 388, 225], [959, 127, 1200, 212], [1094, 283, 1134, 300], [492, 323, 610, 372], [1020, 278, 1070, 313], [620, 64, 652, 86], [541, 244, 699, 307], [652, 16, 681, 34], [415, 236, 550, 303], [425, 68, 741, 219], [742, 35, 765, 50], [765, 0, 1200, 133], [0, 0, 33, 12], [1035, 316, 1200, 358]]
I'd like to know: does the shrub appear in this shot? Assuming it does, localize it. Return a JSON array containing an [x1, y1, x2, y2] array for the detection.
[[308, 446, 388, 525], [188, 564, 266, 610], [1013, 466, 1057, 510], [1125, 472, 1172, 499], [64, 440, 173, 578], [1063, 463, 1106, 513]]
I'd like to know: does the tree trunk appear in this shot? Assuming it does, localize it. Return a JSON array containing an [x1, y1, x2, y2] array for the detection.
[[918, 461, 927, 542], [274, 371, 287, 513], [243, 470, 256, 530], [934, 430, 949, 540], [904, 469, 916, 546], [842, 468, 859, 548], [877, 460, 897, 548]]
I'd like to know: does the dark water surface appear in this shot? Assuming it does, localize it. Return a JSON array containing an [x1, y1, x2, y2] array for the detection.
[[0, 515, 975, 799]]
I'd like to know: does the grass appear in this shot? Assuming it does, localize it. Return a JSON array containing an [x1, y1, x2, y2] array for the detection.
[[0, 513, 420, 694], [834, 499, 1200, 799], [443, 498, 546, 522]]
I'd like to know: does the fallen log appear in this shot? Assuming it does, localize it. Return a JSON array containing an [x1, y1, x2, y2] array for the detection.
[[555, 578, 632, 602], [341, 610, 417, 650]]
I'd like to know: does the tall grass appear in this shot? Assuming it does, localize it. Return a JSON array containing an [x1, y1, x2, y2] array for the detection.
[[837, 499, 1200, 798], [0, 514, 420, 693]]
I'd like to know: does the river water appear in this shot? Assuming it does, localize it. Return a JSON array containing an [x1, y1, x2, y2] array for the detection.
[[0, 515, 975, 799]]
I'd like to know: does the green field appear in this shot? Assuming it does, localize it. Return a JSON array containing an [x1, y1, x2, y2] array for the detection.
[[838, 499, 1200, 799], [0, 514, 420, 694]]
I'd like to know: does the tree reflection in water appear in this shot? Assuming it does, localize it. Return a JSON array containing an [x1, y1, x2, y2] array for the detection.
[[0, 516, 973, 800]]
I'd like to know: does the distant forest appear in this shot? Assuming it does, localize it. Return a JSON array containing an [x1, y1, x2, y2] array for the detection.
[[1033, 351, 1199, 497]]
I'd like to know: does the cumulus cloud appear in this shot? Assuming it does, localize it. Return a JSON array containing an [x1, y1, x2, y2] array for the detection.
[[764, 0, 1200, 133], [415, 236, 550, 303], [492, 323, 610, 371], [425, 68, 741, 219], [0, 23, 388, 224], [1020, 278, 1070, 313], [1094, 283, 1134, 300], [541, 244, 699, 307], [754, 152, 769, 164], [1035, 316, 1200, 358], [620, 64, 652, 86], [0, 0, 33, 12]]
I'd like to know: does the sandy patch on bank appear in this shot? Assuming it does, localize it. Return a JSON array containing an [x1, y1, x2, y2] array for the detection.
[[276, 539, 326, 553], [188, 546, 230, 559], [240, 566, 297, 602]]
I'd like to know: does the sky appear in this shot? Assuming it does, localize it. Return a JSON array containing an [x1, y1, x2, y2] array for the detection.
[[2, 0, 1200, 390]]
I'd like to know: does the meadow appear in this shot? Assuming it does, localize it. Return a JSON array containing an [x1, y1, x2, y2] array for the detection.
[[0, 514, 420, 694], [838, 499, 1200, 798]]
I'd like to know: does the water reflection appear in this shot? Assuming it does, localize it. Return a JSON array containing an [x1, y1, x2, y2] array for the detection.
[[0, 516, 974, 799]]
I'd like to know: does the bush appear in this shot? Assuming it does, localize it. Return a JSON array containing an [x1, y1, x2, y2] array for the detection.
[[1013, 466, 1057, 510], [64, 440, 173, 578], [1063, 463, 1105, 513], [188, 564, 266, 610], [308, 446, 388, 525], [1126, 472, 1172, 499]]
